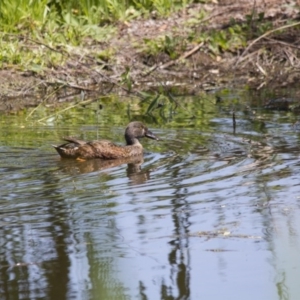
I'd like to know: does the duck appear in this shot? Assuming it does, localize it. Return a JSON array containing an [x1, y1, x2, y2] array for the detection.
[[53, 121, 159, 160]]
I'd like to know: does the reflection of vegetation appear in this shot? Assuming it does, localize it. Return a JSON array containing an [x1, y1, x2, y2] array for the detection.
[[141, 92, 218, 127], [0, 94, 222, 148]]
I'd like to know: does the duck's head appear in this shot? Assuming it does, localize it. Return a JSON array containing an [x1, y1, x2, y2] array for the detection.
[[125, 121, 159, 145]]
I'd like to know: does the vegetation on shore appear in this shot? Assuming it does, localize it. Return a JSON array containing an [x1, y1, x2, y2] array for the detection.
[[0, 0, 300, 114], [0, 0, 186, 68]]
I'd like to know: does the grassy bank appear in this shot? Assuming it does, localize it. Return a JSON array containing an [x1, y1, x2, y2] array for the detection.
[[0, 0, 274, 71], [0, 0, 186, 29], [0, 0, 299, 113], [0, 0, 186, 67]]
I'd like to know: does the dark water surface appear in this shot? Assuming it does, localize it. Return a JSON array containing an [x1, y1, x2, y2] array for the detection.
[[1, 93, 300, 299]]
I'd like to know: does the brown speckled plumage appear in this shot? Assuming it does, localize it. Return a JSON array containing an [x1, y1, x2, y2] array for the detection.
[[53, 121, 158, 160]]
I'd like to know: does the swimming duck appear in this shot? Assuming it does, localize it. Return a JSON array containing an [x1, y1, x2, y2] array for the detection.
[[53, 121, 158, 160]]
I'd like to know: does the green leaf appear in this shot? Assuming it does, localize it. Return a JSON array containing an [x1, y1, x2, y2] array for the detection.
[[146, 94, 160, 114]]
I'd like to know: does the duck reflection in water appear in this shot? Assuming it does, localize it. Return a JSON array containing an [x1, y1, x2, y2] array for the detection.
[[53, 122, 158, 184], [57, 155, 151, 185]]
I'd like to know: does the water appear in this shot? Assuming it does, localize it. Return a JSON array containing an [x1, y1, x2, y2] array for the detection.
[[0, 92, 300, 299]]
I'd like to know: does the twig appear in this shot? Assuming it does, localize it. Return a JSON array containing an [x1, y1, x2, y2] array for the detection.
[[256, 62, 267, 76], [160, 42, 204, 69], [45, 80, 96, 91], [233, 49, 261, 67], [235, 21, 300, 66], [264, 37, 300, 50], [26, 87, 63, 120], [232, 110, 236, 133], [143, 42, 204, 77], [37, 98, 98, 123], [0, 32, 69, 56]]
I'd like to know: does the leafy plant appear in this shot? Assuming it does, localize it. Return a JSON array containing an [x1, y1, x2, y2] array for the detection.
[[0, 0, 50, 31], [120, 66, 133, 92], [139, 35, 183, 59]]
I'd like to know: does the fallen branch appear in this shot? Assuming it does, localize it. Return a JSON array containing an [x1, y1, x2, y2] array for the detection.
[[235, 21, 300, 66], [160, 42, 204, 69], [45, 80, 97, 91], [37, 98, 99, 123], [142, 42, 204, 77]]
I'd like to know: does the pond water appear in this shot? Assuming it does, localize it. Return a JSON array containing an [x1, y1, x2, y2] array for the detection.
[[1, 91, 300, 299]]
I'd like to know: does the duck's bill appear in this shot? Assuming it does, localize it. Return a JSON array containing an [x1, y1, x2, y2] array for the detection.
[[145, 130, 159, 140]]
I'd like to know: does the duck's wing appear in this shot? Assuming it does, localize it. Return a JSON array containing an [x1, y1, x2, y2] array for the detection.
[[62, 136, 87, 145], [52, 137, 87, 159], [87, 140, 126, 159]]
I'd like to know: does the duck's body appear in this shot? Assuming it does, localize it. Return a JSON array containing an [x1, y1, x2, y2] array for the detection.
[[53, 121, 158, 160]]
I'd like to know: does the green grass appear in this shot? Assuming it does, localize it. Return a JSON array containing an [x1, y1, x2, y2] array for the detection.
[[0, 0, 281, 80], [0, 0, 188, 31], [0, 0, 191, 71]]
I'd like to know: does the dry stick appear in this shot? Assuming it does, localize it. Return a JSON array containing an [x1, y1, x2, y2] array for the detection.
[[0, 32, 70, 56], [235, 21, 300, 66], [24, 36, 70, 56], [25, 86, 64, 120], [46, 80, 96, 91], [283, 48, 297, 67], [162, 42, 204, 69], [198, 12, 226, 25], [143, 42, 204, 77], [265, 37, 300, 50], [236, 49, 261, 66], [37, 98, 98, 123], [232, 110, 236, 133]]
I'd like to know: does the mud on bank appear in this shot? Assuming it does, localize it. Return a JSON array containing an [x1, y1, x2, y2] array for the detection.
[[1, 0, 300, 112]]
